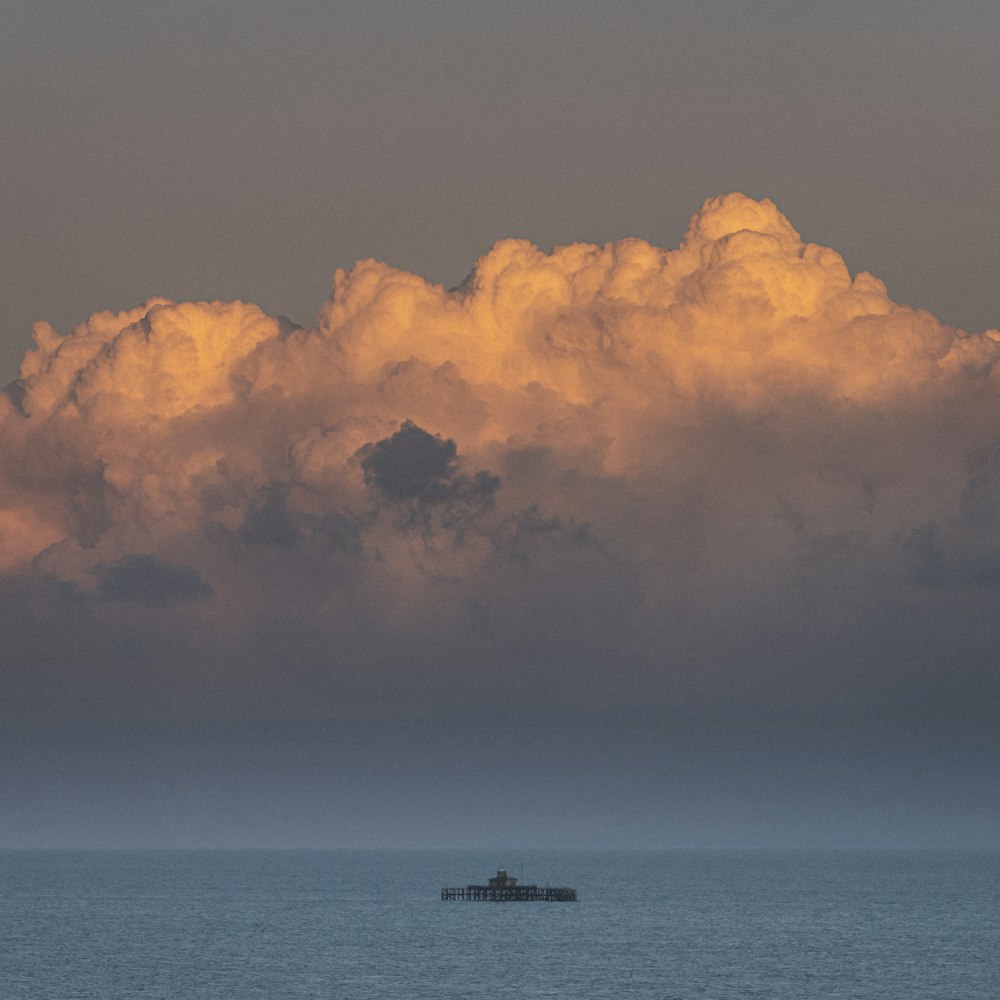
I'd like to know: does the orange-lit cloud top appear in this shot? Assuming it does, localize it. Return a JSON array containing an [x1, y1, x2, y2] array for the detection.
[[3, 193, 1000, 720]]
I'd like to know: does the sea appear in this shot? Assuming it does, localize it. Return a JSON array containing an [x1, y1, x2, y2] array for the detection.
[[0, 849, 996, 999]]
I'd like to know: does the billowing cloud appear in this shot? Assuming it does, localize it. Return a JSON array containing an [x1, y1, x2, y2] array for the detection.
[[2, 193, 999, 728]]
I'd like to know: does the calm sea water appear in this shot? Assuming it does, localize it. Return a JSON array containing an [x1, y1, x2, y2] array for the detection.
[[0, 850, 996, 999]]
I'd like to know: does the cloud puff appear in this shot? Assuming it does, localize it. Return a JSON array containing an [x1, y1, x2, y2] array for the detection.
[[2, 193, 999, 726], [96, 554, 213, 606], [358, 420, 499, 509]]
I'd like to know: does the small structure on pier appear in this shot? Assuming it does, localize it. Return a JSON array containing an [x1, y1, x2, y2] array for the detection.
[[441, 867, 577, 902]]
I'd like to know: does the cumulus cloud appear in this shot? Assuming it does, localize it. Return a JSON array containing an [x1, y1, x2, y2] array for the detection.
[[2, 193, 998, 726]]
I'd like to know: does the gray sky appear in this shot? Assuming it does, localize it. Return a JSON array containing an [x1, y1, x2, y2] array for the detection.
[[3, 0, 998, 382], [1, 0, 998, 848]]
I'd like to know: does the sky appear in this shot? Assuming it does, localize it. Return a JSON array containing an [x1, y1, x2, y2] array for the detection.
[[1, 0, 998, 848]]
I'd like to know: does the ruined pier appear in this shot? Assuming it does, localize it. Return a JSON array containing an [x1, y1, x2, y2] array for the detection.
[[441, 868, 577, 902]]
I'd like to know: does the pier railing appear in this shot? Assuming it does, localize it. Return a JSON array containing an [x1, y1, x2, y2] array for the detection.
[[441, 886, 577, 902]]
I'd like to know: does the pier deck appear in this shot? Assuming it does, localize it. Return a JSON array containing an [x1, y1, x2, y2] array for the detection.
[[441, 885, 577, 902]]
